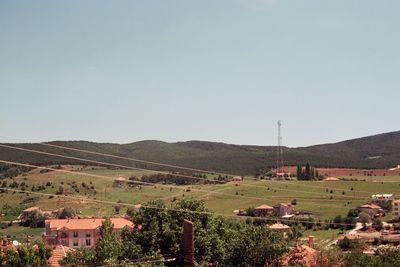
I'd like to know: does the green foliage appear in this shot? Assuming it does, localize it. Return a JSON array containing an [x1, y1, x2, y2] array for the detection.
[[60, 247, 96, 267], [57, 207, 77, 219], [226, 224, 289, 266], [378, 201, 392, 211], [2, 132, 400, 175], [372, 218, 383, 231], [21, 210, 46, 228], [358, 212, 371, 225], [95, 218, 122, 265], [1, 241, 52, 267], [296, 163, 318, 180], [337, 237, 361, 251]]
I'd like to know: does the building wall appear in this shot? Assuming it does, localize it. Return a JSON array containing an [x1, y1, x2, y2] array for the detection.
[[359, 208, 379, 217], [394, 202, 400, 220], [274, 205, 294, 217], [255, 208, 273, 217]]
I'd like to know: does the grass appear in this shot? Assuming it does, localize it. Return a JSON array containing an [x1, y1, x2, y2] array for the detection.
[[0, 225, 44, 242], [303, 228, 343, 244], [1, 169, 400, 240]]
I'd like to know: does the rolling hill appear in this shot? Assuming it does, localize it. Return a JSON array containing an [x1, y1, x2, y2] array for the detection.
[[0, 131, 399, 175]]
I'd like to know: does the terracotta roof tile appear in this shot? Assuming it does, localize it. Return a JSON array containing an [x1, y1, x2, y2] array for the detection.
[[255, 204, 273, 210], [45, 218, 134, 230]]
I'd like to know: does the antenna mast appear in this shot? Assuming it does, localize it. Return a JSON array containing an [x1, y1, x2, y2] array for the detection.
[[277, 120, 284, 177]]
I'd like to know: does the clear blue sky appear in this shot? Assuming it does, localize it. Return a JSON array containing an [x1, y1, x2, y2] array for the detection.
[[0, 0, 399, 147]]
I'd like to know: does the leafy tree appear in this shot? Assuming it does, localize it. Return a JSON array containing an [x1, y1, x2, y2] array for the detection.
[[358, 212, 371, 226], [372, 218, 383, 231], [226, 224, 289, 266], [95, 218, 122, 265], [2, 241, 52, 267], [333, 215, 343, 230], [60, 247, 96, 267], [57, 207, 76, 219], [338, 237, 361, 251], [245, 207, 256, 217], [21, 210, 46, 228], [379, 201, 392, 212]]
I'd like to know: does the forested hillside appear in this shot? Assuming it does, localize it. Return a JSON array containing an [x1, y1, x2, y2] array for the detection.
[[0, 131, 399, 175]]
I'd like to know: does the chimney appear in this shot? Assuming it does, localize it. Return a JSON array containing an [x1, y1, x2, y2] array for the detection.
[[308, 235, 314, 248], [183, 219, 195, 267]]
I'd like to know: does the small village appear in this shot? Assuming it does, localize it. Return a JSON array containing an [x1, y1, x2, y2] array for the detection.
[[1, 1, 400, 266]]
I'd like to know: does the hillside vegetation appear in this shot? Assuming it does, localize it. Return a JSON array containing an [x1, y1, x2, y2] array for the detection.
[[0, 131, 399, 175]]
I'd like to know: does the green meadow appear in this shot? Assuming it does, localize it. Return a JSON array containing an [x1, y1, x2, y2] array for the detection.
[[1, 167, 399, 241]]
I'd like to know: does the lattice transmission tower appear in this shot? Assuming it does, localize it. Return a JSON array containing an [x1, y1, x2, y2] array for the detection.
[[276, 120, 284, 177]]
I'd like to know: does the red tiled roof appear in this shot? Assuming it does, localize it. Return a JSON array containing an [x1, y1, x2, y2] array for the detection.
[[23, 206, 41, 212], [323, 177, 340, 181], [255, 204, 273, 210], [360, 204, 381, 209], [269, 223, 290, 230], [46, 218, 134, 230], [280, 245, 318, 267], [393, 199, 400, 204]]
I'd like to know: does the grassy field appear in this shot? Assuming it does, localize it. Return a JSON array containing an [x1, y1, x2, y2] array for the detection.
[[1, 167, 399, 241]]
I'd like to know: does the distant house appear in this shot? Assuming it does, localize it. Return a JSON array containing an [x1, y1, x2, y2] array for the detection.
[[18, 207, 43, 222], [358, 204, 383, 217], [254, 204, 274, 217], [231, 176, 243, 182], [370, 194, 394, 204], [113, 177, 127, 188], [273, 203, 294, 217], [236, 209, 247, 216], [322, 177, 340, 182], [43, 218, 135, 248], [393, 199, 400, 220]]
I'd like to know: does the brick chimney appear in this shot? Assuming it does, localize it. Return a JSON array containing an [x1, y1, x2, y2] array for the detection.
[[308, 235, 314, 248], [183, 219, 195, 267]]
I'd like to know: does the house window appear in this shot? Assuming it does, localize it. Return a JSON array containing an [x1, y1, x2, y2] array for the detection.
[[73, 239, 79, 247], [86, 231, 91, 237], [86, 239, 91, 246], [61, 231, 68, 238], [73, 231, 78, 238]]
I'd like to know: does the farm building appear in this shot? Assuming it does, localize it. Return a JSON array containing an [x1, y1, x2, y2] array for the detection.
[[231, 176, 243, 182], [358, 204, 383, 217], [273, 203, 294, 217], [370, 194, 394, 204], [17, 207, 44, 222], [322, 177, 340, 182], [254, 204, 274, 217], [113, 177, 127, 187], [393, 199, 400, 220]]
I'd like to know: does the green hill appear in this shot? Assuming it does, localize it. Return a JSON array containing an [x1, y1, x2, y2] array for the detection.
[[0, 131, 400, 175]]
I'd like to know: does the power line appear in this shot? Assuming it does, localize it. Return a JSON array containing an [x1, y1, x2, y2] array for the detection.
[[0, 144, 224, 184], [0, 145, 370, 201], [0, 135, 237, 177], [0, 187, 359, 227], [0, 159, 359, 210], [0, 159, 316, 204], [0, 136, 380, 195]]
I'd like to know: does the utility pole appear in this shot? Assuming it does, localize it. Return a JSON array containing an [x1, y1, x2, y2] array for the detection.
[[183, 219, 195, 267], [277, 120, 284, 178]]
